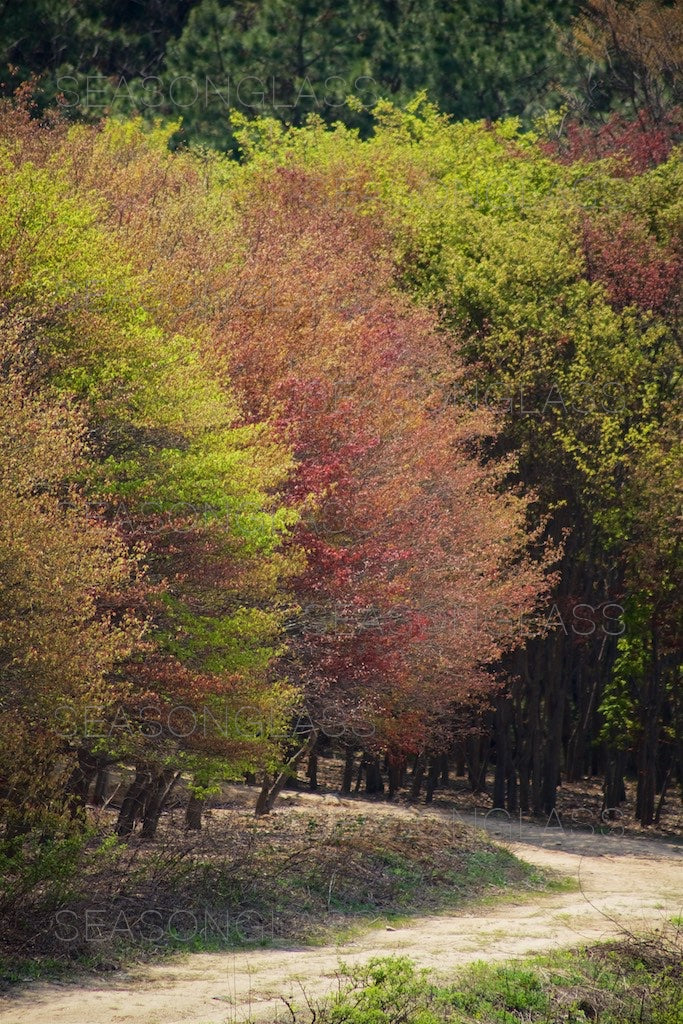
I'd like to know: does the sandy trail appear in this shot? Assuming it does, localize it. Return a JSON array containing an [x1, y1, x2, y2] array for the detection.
[[2, 806, 682, 1024]]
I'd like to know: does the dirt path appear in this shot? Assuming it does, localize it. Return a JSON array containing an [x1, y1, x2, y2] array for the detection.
[[2, 807, 682, 1024]]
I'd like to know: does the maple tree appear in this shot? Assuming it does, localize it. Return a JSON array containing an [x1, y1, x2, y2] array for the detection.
[[209, 161, 553, 795]]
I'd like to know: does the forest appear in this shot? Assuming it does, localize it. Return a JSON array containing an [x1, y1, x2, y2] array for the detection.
[[0, 1, 681, 1019]]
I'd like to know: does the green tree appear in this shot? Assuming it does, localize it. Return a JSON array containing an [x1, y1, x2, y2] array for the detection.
[[0, 107, 300, 835]]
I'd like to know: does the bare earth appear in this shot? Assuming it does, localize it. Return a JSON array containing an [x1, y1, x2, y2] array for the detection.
[[2, 801, 682, 1024]]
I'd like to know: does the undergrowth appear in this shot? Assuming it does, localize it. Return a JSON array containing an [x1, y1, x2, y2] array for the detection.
[[0, 807, 544, 988], [265, 929, 683, 1024]]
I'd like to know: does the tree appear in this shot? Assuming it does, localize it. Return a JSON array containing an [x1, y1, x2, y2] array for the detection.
[[0, 104, 300, 836], [0, 375, 139, 834], [209, 157, 553, 798], [569, 0, 683, 122], [546, 0, 682, 170], [1, 1, 580, 149], [163, 0, 577, 148]]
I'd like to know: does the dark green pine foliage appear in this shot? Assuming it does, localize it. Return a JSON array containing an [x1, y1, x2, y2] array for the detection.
[[0, 0, 578, 146], [164, 0, 577, 145]]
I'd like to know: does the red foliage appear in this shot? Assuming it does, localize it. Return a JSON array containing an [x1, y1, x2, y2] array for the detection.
[[581, 214, 681, 315], [211, 165, 551, 754], [543, 108, 681, 175]]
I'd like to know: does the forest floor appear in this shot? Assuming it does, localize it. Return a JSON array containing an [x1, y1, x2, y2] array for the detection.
[[1, 789, 682, 1024]]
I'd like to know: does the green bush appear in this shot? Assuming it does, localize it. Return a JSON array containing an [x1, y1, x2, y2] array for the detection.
[[0, 816, 91, 918]]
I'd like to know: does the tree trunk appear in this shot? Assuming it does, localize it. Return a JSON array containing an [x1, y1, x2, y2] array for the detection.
[[603, 748, 627, 813], [565, 666, 600, 782], [185, 793, 205, 831], [506, 768, 518, 813], [541, 647, 565, 814], [387, 753, 403, 799], [425, 758, 440, 803], [306, 749, 318, 791], [364, 755, 384, 794], [255, 731, 318, 816], [466, 732, 489, 793], [255, 772, 272, 816], [654, 757, 672, 825], [140, 769, 180, 840], [635, 630, 665, 826], [115, 766, 152, 837], [92, 764, 110, 806], [64, 748, 99, 817], [341, 745, 355, 794], [493, 699, 508, 809], [530, 665, 543, 815], [409, 755, 425, 801]]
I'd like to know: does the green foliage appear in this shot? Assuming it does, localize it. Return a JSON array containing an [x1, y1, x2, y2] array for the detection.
[[230, 96, 680, 566], [284, 939, 683, 1024], [2, 93, 679, 831], [0, 1, 579, 150], [0, 817, 92, 917]]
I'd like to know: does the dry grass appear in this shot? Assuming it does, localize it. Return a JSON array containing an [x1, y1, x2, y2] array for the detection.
[[0, 798, 539, 986]]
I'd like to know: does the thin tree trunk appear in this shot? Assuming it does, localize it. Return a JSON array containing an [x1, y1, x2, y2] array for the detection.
[[654, 758, 673, 825], [636, 630, 664, 826], [466, 732, 489, 793], [354, 756, 364, 792], [506, 769, 518, 813], [603, 748, 627, 813], [425, 758, 440, 803], [409, 755, 425, 801], [493, 699, 508, 809], [64, 748, 99, 817], [255, 730, 318, 816], [92, 764, 110, 806], [341, 745, 355, 794], [185, 793, 205, 831], [306, 749, 318, 791], [540, 637, 566, 814], [387, 753, 403, 799]]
